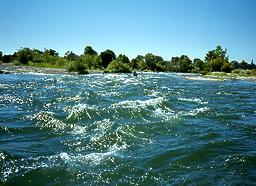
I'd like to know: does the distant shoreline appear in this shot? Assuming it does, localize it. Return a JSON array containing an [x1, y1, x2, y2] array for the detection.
[[1, 63, 256, 82]]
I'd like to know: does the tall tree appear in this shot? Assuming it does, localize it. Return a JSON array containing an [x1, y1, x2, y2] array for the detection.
[[84, 46, 98, 56], [144, 53, 163, 71], [170, 57, 180, 72], [179, 55, 192, 72], [44, 48, 59, 57], [193, 58, 205, 71], [117, 54, 130, 64], [17, 48, 33, 64], [64, 51, 78, 61], [205, 45, 229, 72], [99, 49, 116, 68], [130, 55, 145, 70]]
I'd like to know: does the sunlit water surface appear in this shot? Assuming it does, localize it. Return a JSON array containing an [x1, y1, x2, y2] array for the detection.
[[0, 73, 256, 185]]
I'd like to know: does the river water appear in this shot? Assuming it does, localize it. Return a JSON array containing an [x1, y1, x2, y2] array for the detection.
[[0, 73, 256, 185]]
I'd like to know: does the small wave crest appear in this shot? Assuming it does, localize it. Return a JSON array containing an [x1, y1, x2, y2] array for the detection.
[[64, 103, 98, 120], [111, 97, 165, 109], [28, 111, 66, 131], [178, 97, 208, 104]]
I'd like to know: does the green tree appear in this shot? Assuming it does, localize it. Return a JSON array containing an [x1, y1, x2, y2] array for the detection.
[[106, 60, 131, 73], [64, 51, 78, 61], [130, 55, 144, 70], [170, 57, 180, 72], [193, 58, 205, 71], [179, 55, 192, 72], [31, 49, 43, 63], [240, 60, 248, 69], [205, 45, 228, 62], [144, 53, 163, 71], [205, 45, 229, 72], [3, 55, 13, 63], [156, 60, 168, 72], [17, 48, 33, 64], [221, 62, 233, 73], [230, 60, 239, 69], [117, 54, 130, 64], [82, 55, 102, 70], [84, 46, 97, 56], [68, 58, 88, 74], [99, 49, 116, 68], [44, 48, 59, 57]]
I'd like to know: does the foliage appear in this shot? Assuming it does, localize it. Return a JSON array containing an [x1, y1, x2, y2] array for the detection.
[[231, 69, 256, 77], [67, 59, 88, 74], [169, 55, 192, 72], [84, 46, 97, 56], [2, 55, 12, 63], [100, 49, 116, 68], [205, 45, 231, 72], [44, 49, 59, 57], [144, 53, 164, 71], [221, 62, 233, 73], [16, 48, 33, 65], [106, 60, 131, 73], [2, 44, 253, 74], [64, 51, 78, 61], [82, 55, 102, 70], [117, 54, 130, 64], [193, 58, 205, 72], [130, 55, 145, 70], [169, 57, 180, 72], [179, 55, 192, 72]]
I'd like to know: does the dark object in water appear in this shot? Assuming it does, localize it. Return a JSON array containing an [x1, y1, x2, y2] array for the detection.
[[133, 71, 137, 76]]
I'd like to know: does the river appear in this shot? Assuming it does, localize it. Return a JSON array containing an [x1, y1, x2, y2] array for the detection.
[[0, 73, 255, 185]]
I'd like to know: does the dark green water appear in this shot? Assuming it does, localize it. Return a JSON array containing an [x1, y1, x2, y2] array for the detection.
[[0, 73, 256, 185]]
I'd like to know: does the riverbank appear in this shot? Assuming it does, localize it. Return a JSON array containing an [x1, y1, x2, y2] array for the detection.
[[205, 71, 256, 81], [1, 63, 256, 82], [0, 63, 69, 74]]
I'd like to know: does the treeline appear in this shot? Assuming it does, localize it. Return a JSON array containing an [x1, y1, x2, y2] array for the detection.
[[0, 45, 255, 74]]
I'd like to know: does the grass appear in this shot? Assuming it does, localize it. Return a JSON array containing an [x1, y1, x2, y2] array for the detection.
[[206, 69, 256, 80]]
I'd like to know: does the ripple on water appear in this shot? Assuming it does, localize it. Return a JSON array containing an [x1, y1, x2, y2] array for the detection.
[[1, 73, 256, 185]]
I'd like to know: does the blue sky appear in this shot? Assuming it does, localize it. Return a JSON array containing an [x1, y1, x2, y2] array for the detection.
[[0, 0, 255, 62]]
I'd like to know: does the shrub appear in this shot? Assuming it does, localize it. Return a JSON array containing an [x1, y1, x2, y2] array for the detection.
[[231, 69, 241, 74], [13, 60, 21, 66], [106, 60, 131, 73], [67, 60, 88, 74]]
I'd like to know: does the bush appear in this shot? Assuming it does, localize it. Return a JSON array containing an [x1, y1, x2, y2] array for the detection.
[[231, 69, 256, 77], [231, 69, 241, 74], [221, 62, 233, 73], [106, 60, 131, 73], [13, 60, 21, 66], [67, 60, 88, 74]]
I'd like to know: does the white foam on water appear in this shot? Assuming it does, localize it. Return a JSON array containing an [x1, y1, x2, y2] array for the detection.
[[185, 76, 223, 81], [0, 94, 24, 104], [70, 125, 88, 135], [59, 143, 126, 166], [29, 111, 66, 131], [57, 94, 83, 102], [64, 103, 97, 119], [111, 97, 165, 109], [90, 119, 114, 142], [153, 107, 179, 121], [178, 97, 208, 104], [185, 107, 210, 116]]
